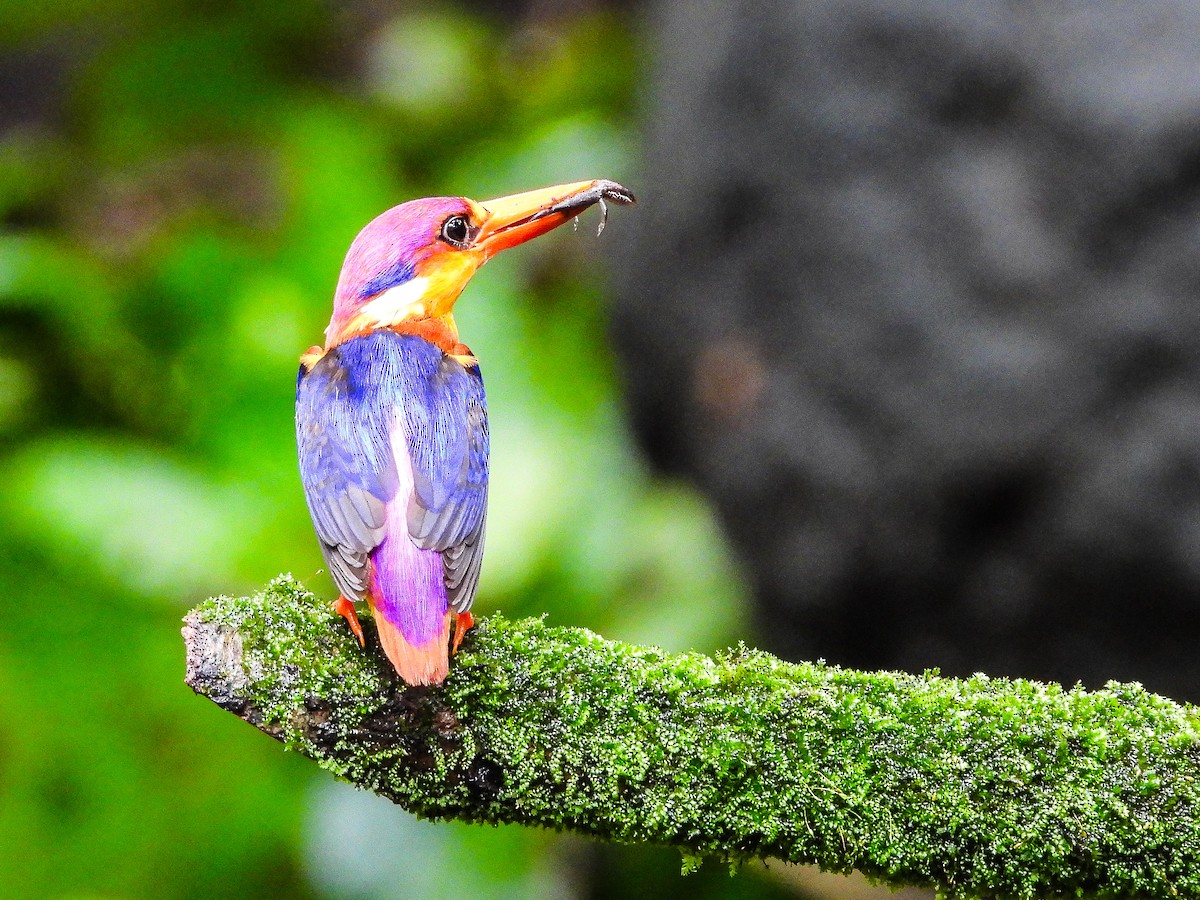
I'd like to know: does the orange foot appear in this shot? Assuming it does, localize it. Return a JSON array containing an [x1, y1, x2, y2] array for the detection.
[[451, 611, 475, 655], [333, 595, 365, 647]]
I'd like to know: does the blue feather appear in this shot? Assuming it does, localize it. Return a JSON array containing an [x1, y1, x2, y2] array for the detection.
[[358, 258, 416, 298]]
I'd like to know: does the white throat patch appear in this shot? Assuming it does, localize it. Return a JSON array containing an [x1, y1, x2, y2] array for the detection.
[[355, 276, 432, 329]]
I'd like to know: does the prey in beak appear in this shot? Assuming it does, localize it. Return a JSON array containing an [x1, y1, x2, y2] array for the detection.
[[474, 179, 636, 257]]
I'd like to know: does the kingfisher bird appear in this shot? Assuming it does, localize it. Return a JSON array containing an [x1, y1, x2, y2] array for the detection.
[[296, 179, 635, 685]]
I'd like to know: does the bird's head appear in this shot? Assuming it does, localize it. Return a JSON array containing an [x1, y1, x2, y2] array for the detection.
[[324, 179, 635, 347]]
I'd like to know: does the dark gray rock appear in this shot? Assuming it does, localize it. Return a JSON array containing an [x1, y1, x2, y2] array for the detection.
[[613, 0, 1200, 696]]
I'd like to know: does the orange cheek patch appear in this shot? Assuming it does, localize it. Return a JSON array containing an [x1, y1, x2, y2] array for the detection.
[[418, 250, 482, 317]]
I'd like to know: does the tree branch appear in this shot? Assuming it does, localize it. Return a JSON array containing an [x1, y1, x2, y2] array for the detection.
[[184, 575, 1200, 899]]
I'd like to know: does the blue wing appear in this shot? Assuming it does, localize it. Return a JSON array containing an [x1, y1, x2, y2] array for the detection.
[[296, 344, 397, 600], [402, 352, 489, 613], [296, 331, 489, 612]]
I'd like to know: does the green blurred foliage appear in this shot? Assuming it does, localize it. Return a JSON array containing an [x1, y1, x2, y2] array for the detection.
[[0, 2, 781, 898]]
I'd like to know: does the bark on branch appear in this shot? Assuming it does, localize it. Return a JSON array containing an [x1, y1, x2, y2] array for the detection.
[[184, 575, 1200, 899]]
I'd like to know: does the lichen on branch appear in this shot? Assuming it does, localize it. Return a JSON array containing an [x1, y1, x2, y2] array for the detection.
[[184, 575, 1200, 899]]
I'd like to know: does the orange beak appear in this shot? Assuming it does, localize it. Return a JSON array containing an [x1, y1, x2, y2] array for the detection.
[[474, 179, 636, 259]]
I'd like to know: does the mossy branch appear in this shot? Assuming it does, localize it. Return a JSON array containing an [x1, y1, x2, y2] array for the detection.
[[184, 575, 1200, 899]]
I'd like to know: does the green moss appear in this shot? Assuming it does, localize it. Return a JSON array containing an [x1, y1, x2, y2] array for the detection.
[[186, 576, 1200, 899]]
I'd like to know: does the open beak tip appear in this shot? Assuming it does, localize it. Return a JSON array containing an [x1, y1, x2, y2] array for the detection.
[[594, 179, 636, 205], [546, 180, 636, 218], [476, 178, 636, 252]]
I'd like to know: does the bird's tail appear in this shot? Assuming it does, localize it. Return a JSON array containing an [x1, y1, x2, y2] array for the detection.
[[367, 498, 452, 685], [370, 600, 450, 686]]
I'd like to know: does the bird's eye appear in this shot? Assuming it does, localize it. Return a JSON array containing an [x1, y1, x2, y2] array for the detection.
[[440, 215, 471, 247]]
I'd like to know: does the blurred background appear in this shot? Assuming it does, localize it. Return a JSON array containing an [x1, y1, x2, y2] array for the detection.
[[3, 1, 1199, 898]]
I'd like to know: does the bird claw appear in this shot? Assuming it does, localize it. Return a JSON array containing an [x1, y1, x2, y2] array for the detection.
[[333, 595, 365, 647], [451, 611, 475, 655]]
